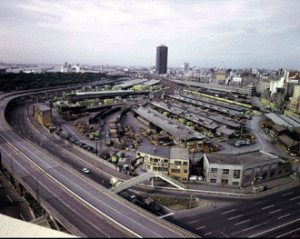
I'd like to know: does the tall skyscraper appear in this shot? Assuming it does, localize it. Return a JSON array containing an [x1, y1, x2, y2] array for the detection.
[[156, 45, 168, 74]]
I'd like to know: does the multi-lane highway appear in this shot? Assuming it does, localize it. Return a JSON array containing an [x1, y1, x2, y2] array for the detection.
[[0, 91, 197, 237], [163, 185, 300, 237]]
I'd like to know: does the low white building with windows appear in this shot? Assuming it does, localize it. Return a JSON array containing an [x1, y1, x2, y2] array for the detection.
[[203, 151, 291, 187]]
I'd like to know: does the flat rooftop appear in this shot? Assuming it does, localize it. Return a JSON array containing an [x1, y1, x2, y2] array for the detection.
[[34, 103, 51, 111], [207, 151, 278, 166]]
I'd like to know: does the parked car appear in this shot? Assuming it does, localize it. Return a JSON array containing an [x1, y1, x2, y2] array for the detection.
[[86, 146, 94, 152], [73, 140, 80, 145], [79, 143, 88, 149]]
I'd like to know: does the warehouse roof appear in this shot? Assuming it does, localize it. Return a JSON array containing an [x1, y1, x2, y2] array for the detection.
[[133, 106, 206, 141], [115, 79, 149, 89]]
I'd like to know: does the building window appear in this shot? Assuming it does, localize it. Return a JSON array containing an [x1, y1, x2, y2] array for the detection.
[[211, 168, 218, 174], [184, 170, 188, 173], [163, 167, 168, 171], [233, 170, 241, 179], [150, 157, 153, 161], [270, 169, 276, 178], [164, 159, 168, 163], [221, 179, 229, 185], [171, 169, 180, 173], [175, 161, 182, 165], [210, 178, 217, 183], [153, 167, 158, 171], [285, 169, 290, 173], [174, 176, 181, 180], [232, 181, 239, 186], [183, 162, 188, 166], [223, 169, 230, 175], [154, 158, 159, 162], [147, 165, 150, 169]]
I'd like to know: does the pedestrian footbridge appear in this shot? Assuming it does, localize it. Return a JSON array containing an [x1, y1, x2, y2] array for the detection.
[[111, 171, 187, 194]]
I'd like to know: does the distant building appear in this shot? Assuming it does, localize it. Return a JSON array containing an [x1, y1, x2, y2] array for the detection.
[[156, 45, 168, 74], [289, 85, 300, 113], [184, 63, 189, 73]]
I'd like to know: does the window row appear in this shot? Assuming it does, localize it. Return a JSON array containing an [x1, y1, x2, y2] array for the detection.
[[210, 168, 241, 179]]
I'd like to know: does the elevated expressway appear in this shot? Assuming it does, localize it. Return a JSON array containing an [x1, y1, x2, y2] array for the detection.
[[0, 89, 197, 237]]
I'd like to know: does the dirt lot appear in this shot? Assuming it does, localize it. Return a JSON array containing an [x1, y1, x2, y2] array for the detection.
[[149, 195, 214, 211]]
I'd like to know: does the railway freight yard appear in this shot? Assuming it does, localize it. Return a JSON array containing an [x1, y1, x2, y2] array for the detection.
[[29, 77, 294, 188], [2, 76, 298, 238]]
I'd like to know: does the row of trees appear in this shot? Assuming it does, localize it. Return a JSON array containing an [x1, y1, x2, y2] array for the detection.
[[0, 72, 122, 92]]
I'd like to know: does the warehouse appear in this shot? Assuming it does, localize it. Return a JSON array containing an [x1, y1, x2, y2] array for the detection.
[[132, 106, 206, 145]]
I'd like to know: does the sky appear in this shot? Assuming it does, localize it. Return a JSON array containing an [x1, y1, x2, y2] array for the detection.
[[1, 0, 300, 69]]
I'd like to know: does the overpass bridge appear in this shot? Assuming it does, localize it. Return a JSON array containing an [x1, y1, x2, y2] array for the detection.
[[111, 171, 187, 194]]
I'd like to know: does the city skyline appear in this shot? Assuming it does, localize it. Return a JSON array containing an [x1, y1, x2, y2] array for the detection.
[[1, 0, 300, 70]]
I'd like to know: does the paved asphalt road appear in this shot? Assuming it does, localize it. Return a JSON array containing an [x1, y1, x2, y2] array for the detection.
[[164, 185, 300, 238]]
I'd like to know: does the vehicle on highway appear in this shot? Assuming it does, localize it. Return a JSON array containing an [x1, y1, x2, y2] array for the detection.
[[81, 168, 90, 174], [119, 191, 138, 203]]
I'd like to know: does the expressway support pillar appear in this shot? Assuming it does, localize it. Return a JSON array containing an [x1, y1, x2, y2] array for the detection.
[[0, 151, 2, 171]]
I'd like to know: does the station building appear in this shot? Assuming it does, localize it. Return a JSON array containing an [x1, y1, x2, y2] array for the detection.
[[33, 103, 53, 127], [137, 145, 190, 183]]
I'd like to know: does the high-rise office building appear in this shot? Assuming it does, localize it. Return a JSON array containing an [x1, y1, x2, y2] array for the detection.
[[156, 45, 168, 74]]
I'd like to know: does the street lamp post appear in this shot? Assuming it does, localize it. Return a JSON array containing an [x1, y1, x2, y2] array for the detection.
[[251, 176, 262, 194]]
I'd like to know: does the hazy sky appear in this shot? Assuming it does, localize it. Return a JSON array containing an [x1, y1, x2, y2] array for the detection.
[[1, 0, 300, 69]]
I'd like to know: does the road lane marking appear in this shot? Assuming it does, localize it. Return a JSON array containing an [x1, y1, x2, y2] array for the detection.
[[282, 192, 293, 197], [254, 200, 266, 205], [6, 195, 13, 202], [196, 226, 205, 230], [290, 196, 300, 201], [269, 209, 282, 214], [219, 231, 229, 237], [249, 216, 300, 237], [228, 214, 243, 220], [221, 209, 236, 215], [204, 232, 212, 236], [278, 214, 290, 220], [262, 204, 275, 210], [20, 213, 25, 221], [159, 213, 174, 219], [276, 227, 300, 238], [235, 219, 250, 226], [188, 220, 199, 224], [231, 222, 268, 236]]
